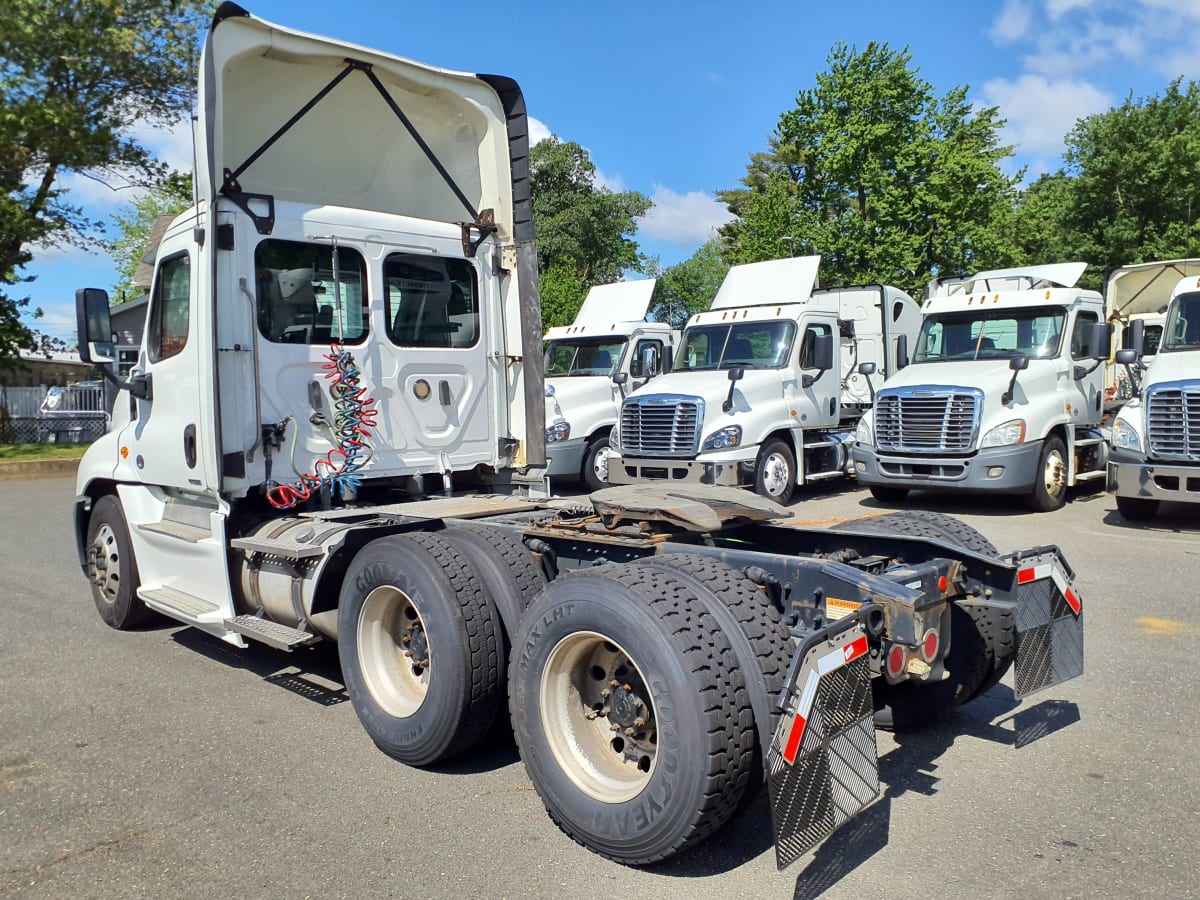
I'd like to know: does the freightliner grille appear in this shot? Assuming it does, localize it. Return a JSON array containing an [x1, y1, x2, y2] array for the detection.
[[874, 389, 981, 453], [619, 396, 701, 458], [1147, 382, 1200, 459]]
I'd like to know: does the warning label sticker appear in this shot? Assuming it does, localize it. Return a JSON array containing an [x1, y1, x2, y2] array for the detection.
[[825, 596, 863, 621]]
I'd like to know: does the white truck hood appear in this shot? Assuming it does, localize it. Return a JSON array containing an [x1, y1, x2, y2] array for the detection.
[[197, 4, 516, 233], [880, 360, 1018, 393], [1142, 351, 1200, 386], [546, 376, 618, 422], [631, 369, 781, 421]]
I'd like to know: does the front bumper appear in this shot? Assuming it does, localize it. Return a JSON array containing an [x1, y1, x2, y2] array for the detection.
[[1107, 456, 1200, 503], [608, 447, 756, 488], [544, 437, 587, 479], [852, 440, 1044, 492]]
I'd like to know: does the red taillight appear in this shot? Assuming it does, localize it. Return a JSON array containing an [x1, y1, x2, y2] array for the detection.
[[886, 644, 906, 678], [1018, 567, 1036, 584], [937, 575, 948, 593], [921, 629, 939, 662]]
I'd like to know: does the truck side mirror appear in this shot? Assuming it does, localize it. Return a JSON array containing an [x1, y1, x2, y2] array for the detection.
[[896, 334, 909, 370], [1001, 354, 1028, 406], [856, 361, 876, 376], [727, 366, 745, 382], [640, 345, 659, 379], [722, 367, 744, 413], [1009, 355, 1029, 371], [75, 288, 114, 364], [1115, 348, 1139, 365], [811, 333, 834, 372], [612, 372, 628, 385], [1126, 318, 1145, 355], [1089, 322, 1113, 360]]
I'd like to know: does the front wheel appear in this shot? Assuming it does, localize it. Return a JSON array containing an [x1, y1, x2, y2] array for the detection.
[[86, 495, 152, 629], [1026, 436, 1068, 512], [582, 433, 614, 493], [1116, 495, 1159, 520], [754, 438, 796, 505]]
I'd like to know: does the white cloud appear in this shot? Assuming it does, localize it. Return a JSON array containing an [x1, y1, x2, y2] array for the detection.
[[594, 168, 627, 192], [528, 116, 551, 147], [992, 0, 1033, 41], [1045, 0, 1092, 18], [980, 74, 1112, 156], [637, 186, 734, 246]]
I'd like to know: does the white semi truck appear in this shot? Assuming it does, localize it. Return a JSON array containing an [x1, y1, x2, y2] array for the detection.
[[71, 5, 1085, 872], [542, 279, 677, 491], [853, 263, 1113, 511], [607, 256, 922, 503], [1108, 265, 1200, 518]]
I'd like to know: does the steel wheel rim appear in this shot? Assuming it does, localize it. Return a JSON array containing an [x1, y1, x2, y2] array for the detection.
[[540, 631, 658, 802], [358, 585, 430, 717], [761, 452, 790, 497], [89, 523, 121, 604], [1043, 447, 1067, 498], [592, 445, 614, 483]]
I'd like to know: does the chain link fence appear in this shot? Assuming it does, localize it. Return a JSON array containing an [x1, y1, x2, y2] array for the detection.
[[0, 384, 109, 444]]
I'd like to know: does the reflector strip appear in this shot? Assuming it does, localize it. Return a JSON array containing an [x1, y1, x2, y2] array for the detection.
[[781, 636, 870, 764], [782, 712, 807, 764], [1017, 561, 1081, 617]]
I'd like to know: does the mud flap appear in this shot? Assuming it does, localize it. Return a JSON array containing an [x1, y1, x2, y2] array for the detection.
[[1013, 552, 1084, 698], [768, 613, 880, 871]]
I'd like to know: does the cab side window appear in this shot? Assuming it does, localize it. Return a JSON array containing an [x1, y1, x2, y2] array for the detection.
[[798, 322, 832, 368], [1071, 311, 1100, 359], [147, 253, 191, 363]]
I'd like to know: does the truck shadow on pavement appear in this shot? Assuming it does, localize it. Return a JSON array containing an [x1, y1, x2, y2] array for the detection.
[[169, 628, 523, 772], [1101, 503, 1200, 533], [856, 482, 1107, 518], [647, 687, 1079, 892]]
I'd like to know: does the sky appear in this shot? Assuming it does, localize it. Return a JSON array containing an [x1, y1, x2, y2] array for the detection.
[[22, 0, 1200, 341]]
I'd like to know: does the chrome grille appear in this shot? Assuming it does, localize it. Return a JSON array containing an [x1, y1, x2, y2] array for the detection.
[[1147, 382, 1200, 460], [619, 396, 702, 458], [874, 388, 981, 453]]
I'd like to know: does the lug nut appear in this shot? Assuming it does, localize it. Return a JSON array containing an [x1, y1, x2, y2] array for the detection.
[[601, 706, 611, 716], [610, 723, 621, 732], [624, 727, 635, 737], [634, 716, 645, 727], [623, 683, 632, 692], [633, 698, 644, 708], [401, 635, 411, 644], [600, 688, 611, 699], [610, 679, 619, 688]]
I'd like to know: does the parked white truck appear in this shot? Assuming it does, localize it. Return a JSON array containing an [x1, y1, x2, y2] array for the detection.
[[543, 278, 677, 491], [607, 256, 921, 503], [70, 4, 1086, 873], [1108, 266, 1200, 518], [853, 263, 1113, 511]]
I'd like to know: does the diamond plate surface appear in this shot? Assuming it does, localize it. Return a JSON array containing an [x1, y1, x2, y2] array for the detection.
[[1014, 562, 1083, 699], [769, 651, 879, 870]]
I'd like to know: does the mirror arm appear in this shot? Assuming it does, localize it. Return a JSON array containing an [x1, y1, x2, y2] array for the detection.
[[1001, 370, 1021, 406]]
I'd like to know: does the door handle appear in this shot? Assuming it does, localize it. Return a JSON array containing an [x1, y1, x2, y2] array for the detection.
[[439, 380, 452, 407], [184, 424, 197, 469]]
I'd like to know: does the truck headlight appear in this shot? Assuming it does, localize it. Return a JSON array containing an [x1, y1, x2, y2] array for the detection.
[[1112, 416, 1142, 452], [855, 417, 872, 445], [701, 425, 742, 451], [980, 419, 1026, 447], [546, 421, 570, 443]]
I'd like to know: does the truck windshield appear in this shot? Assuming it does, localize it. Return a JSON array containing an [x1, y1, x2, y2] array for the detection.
[[676, 321, 796, 370], [1161, 294, 1200, 352], [544, 338, 626, 376], [914, 307, 1066, 362]]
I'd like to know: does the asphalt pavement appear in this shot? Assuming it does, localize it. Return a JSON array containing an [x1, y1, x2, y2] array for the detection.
[[2, 476, 1198, 899]]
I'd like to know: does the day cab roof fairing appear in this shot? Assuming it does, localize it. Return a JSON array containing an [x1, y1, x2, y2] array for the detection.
[[1106, 259, 1200, 320]]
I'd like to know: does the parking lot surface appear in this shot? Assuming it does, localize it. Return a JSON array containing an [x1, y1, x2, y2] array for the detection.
[[2, 476, 1198, 898]]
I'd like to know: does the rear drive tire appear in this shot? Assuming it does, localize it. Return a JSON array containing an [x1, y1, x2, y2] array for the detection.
[[838, 510, 998, 557], [754, 438, 796, 505], [1026, 436, 1068, 512], [868, 485, 909, 503], [86, 495, 152, 629], [338, 533, 502, 766], [582, 433, 615, 493], [1116, 495, 1159, 520], [510, 565, 751, 864]]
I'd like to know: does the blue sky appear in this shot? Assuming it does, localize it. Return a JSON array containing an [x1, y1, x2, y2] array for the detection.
[[23, 0, 1200, 340]]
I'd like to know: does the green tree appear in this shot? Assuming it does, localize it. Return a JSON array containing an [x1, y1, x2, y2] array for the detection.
[[1007, 172, 1077, 269], [107, 172, 193, 298], [649, 239, 729, 328], [0, 0, 206, 365], [718, 42, 1020, 297], [531, 137, 651, 328], [1062, 79, 1200, 281]]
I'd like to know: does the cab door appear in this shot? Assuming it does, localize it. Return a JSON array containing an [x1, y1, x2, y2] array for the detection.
[[120, 233, 213, 492]]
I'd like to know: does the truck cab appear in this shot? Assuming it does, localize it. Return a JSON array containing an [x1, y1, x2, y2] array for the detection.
[[1108, 269, 1200, 518], [853, 263, 1112, 511], [542, 279, 677, 491], [608, 255, 920, 504]]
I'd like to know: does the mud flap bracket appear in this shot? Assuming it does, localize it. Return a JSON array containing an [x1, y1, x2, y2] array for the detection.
[[768, 607, 881, 871]]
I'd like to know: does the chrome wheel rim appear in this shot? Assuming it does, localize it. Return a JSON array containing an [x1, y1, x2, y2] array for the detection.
[[88, 524, 121, 604], [1043, 447, 1067, 498], [592, 445, 615, 483], [760, 452, 791, 497]]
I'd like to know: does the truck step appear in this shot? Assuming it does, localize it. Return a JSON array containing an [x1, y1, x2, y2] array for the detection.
[[137, 520, 212, 543], [1073, 437, 1104, 448], [805, 470, 845, 482], [224, 615, 318, 651], [139, 586, 219, 619], [1073, 469, 1107, 481]]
